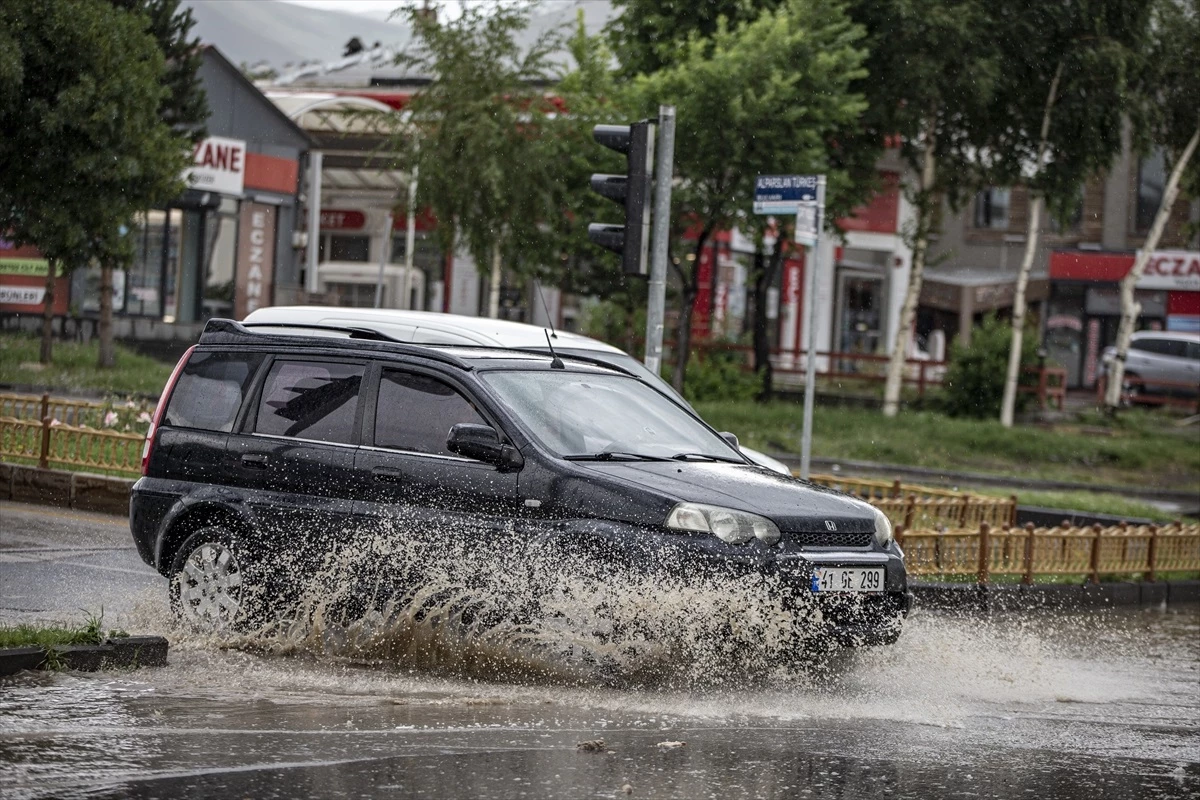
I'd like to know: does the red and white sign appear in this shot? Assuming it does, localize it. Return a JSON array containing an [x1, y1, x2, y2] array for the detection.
[[1050, 249, 1200, 292], [186, 136, 246, 196], [320, 209, 366, 230], [1137, 250, 1200, 291]]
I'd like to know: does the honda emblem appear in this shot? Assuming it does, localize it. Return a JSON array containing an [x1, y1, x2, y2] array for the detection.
[[824, 520, 837, 531]]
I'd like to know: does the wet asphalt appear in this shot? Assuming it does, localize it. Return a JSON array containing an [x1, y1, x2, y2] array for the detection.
[[1, 501, 1197, 799]]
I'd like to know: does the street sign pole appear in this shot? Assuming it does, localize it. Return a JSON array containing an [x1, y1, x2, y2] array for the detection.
[[645, 106, 675, 375], [798, 175, 826, 480]]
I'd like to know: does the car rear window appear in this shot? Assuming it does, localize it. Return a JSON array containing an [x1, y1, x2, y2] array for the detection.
[[254, 360, 364, 443], [163, 351, 263, 433]]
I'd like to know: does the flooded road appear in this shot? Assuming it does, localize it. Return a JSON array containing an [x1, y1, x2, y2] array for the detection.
[[2, 503, 1198, 799]]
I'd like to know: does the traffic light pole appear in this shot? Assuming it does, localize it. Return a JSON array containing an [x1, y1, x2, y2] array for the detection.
[[644, 106, 675, 376], [799, 175, 826, 480]]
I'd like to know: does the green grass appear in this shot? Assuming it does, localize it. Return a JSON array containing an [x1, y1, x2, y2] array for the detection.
[[0, 613, 124, 649], [698, 400, 1200, 491], [970, 487, 1182, 523], [0, 332, 173, 396]]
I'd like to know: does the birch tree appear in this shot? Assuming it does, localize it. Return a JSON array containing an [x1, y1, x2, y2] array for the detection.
[[852, 0, 1003, 417], [1105, 0, 1200, 410], [994, 0, 1152, 427]]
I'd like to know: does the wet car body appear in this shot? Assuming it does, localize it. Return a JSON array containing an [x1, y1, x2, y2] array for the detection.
[[130, 320, 909, 649]]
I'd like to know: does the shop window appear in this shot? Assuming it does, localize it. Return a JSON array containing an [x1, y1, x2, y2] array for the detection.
[[1136, 151, 1165, 233], [323, 234, 369, 262], [326, 282, 377, 308], [973, 187, 1011, 230]]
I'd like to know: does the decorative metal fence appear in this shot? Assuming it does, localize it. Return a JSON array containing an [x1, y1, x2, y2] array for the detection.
[[900, 521, 1200, 583], [0, 416, 145, 477], [809, 474, 1019, 530]]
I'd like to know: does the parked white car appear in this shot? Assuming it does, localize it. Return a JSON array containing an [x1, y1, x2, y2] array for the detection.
[[1101, 331, 1200, 401], [243, 306, 794, 475]]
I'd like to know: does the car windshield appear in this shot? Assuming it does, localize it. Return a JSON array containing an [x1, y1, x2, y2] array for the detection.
[[554, 348, 692, 410], [482, 369, 742, 461]]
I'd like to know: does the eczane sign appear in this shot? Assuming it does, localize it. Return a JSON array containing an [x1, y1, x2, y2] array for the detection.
[[1137, 250, 1200, 291], [186, 136, 246, 196]]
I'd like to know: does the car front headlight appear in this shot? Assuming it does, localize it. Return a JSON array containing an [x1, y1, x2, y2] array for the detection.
[[665, 502, 781, 545], [871, 505, 895, 547]]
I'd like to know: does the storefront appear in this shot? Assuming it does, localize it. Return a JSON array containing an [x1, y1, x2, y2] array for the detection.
[[1, 47, 310, 336], [1045, 249, 1200, 388]]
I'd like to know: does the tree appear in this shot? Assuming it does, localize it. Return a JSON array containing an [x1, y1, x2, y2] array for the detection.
[[1105, 0, 1200, 411], [633, 0, 871, 393], [0, 0, 191, 364], [851, 0, 1004, 418], [991, 0, 1153, 427], [387, 3, 565, 319], [100, 0, 207, 367], [607, 0, 780, 78]]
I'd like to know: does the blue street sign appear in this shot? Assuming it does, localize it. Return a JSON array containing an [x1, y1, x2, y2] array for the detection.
[[753, 174, 819, 214]]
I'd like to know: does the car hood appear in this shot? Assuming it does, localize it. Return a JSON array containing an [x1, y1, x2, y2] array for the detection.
[[574, 461, 875, 533]]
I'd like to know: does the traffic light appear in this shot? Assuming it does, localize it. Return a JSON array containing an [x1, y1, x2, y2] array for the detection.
[[588, 122, 655, 276]]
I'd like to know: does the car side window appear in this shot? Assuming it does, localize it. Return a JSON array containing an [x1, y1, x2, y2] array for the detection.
[[164, 351, 263, 433], [254, 360, 364, 443], [1159, 340, 1187, 358], [1185, 342, 1200, 361], [1130, 339, 1156, 354], [374, 370, 486, 456]]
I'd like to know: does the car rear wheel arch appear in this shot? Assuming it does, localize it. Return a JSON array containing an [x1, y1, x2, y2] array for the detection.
[[159, 504, 254, 575]]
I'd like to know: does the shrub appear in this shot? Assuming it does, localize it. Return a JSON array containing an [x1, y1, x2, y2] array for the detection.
[[940, 315, 1039, 418], [682, 350, 759, 402]]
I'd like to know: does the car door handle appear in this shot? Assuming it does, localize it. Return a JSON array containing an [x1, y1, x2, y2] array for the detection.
[[373, 467, 404, 483], [241, 453, 269, 469]]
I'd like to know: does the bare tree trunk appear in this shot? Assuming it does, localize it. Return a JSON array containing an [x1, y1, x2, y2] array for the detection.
[[98, 260, 115, 368], [487, 240, 501, 319], [753, 236, 784, 401], [882, 116, 937, 417], [1105, 124, 1200, 410], [39, 260, 56, 364], [1000, 61, 1063, 428], [671, 226, 712, 393]]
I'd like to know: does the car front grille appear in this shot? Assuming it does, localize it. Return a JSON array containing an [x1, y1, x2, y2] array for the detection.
[[787, 531, 874, 548]]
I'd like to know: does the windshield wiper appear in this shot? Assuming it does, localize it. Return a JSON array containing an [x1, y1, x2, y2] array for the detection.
[[564, 451, 671, 462], [670, 452, 746, 464]]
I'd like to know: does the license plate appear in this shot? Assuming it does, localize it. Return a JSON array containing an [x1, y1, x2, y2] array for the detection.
[[811, 567, 884, 593]]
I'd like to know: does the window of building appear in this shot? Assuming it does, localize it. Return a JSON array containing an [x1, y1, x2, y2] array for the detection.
[[973, 187, 1011, 230], [254, 360, 364, 443], [325, 282, 378, 308], [1136, 151, 1165, 233], [318, 234, 370, 263], [374, 370, 486, 456]]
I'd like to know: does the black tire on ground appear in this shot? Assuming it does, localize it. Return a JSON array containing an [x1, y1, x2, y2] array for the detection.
[[168, 526, 272, 632]]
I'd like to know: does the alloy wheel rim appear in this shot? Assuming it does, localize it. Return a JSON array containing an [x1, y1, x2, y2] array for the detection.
[[178, 541, 243, 627]]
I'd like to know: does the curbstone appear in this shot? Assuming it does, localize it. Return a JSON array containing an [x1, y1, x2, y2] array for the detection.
[[10, 465, 71, 507], [910, 582, 988, 613], [1166, 580, 1200, 604], [71, 473, 134, 515], [0, 647, 47, 674], [1140, 582, 1168, 605], [0, 462, 12, 501], [1019, 582, 1082, 610], [0, 636, 169, 677]]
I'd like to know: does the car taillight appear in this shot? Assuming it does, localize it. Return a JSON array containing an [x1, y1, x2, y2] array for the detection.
[[143, 345, 195, 475]]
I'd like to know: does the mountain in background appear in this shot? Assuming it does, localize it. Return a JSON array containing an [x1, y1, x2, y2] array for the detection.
[[186, 1, 413, 71], [186, 0, 613, 75]]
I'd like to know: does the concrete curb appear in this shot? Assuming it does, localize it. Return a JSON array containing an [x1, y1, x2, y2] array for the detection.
[[0, 636, 168, 677], [0, 463, 134, 516], [911, 580, 1200, 612]]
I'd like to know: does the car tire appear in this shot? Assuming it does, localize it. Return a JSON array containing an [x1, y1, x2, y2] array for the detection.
[[169, 526, 268, 632], [1122, 371, 1142, 405]]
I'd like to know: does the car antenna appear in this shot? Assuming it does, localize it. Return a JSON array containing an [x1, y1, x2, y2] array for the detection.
[[536, 283, 565, 369], [544, 329, 565, 370]]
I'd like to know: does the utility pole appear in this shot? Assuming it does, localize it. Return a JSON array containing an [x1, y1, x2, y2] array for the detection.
[[373, 212, 393, 308], [798, 176, 826, 480], [644, 106, 675, 375]]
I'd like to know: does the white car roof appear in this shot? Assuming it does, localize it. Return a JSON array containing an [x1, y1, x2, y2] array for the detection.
[[243, 306, 625, 353], [1131, 330, 1200, 342]]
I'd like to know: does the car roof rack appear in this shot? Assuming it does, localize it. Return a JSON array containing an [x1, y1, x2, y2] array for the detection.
[[198, 319, 476, 369]]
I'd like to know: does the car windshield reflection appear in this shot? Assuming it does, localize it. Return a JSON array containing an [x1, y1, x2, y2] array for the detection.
[[482, 370, 743, 461]]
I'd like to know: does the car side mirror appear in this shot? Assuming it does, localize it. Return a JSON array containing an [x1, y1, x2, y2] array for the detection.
[[447, 423, 523, 471], [720, 431, 739, 449]]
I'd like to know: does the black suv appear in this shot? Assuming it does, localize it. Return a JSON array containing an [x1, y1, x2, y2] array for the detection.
[[131, 320, 909, 655]]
